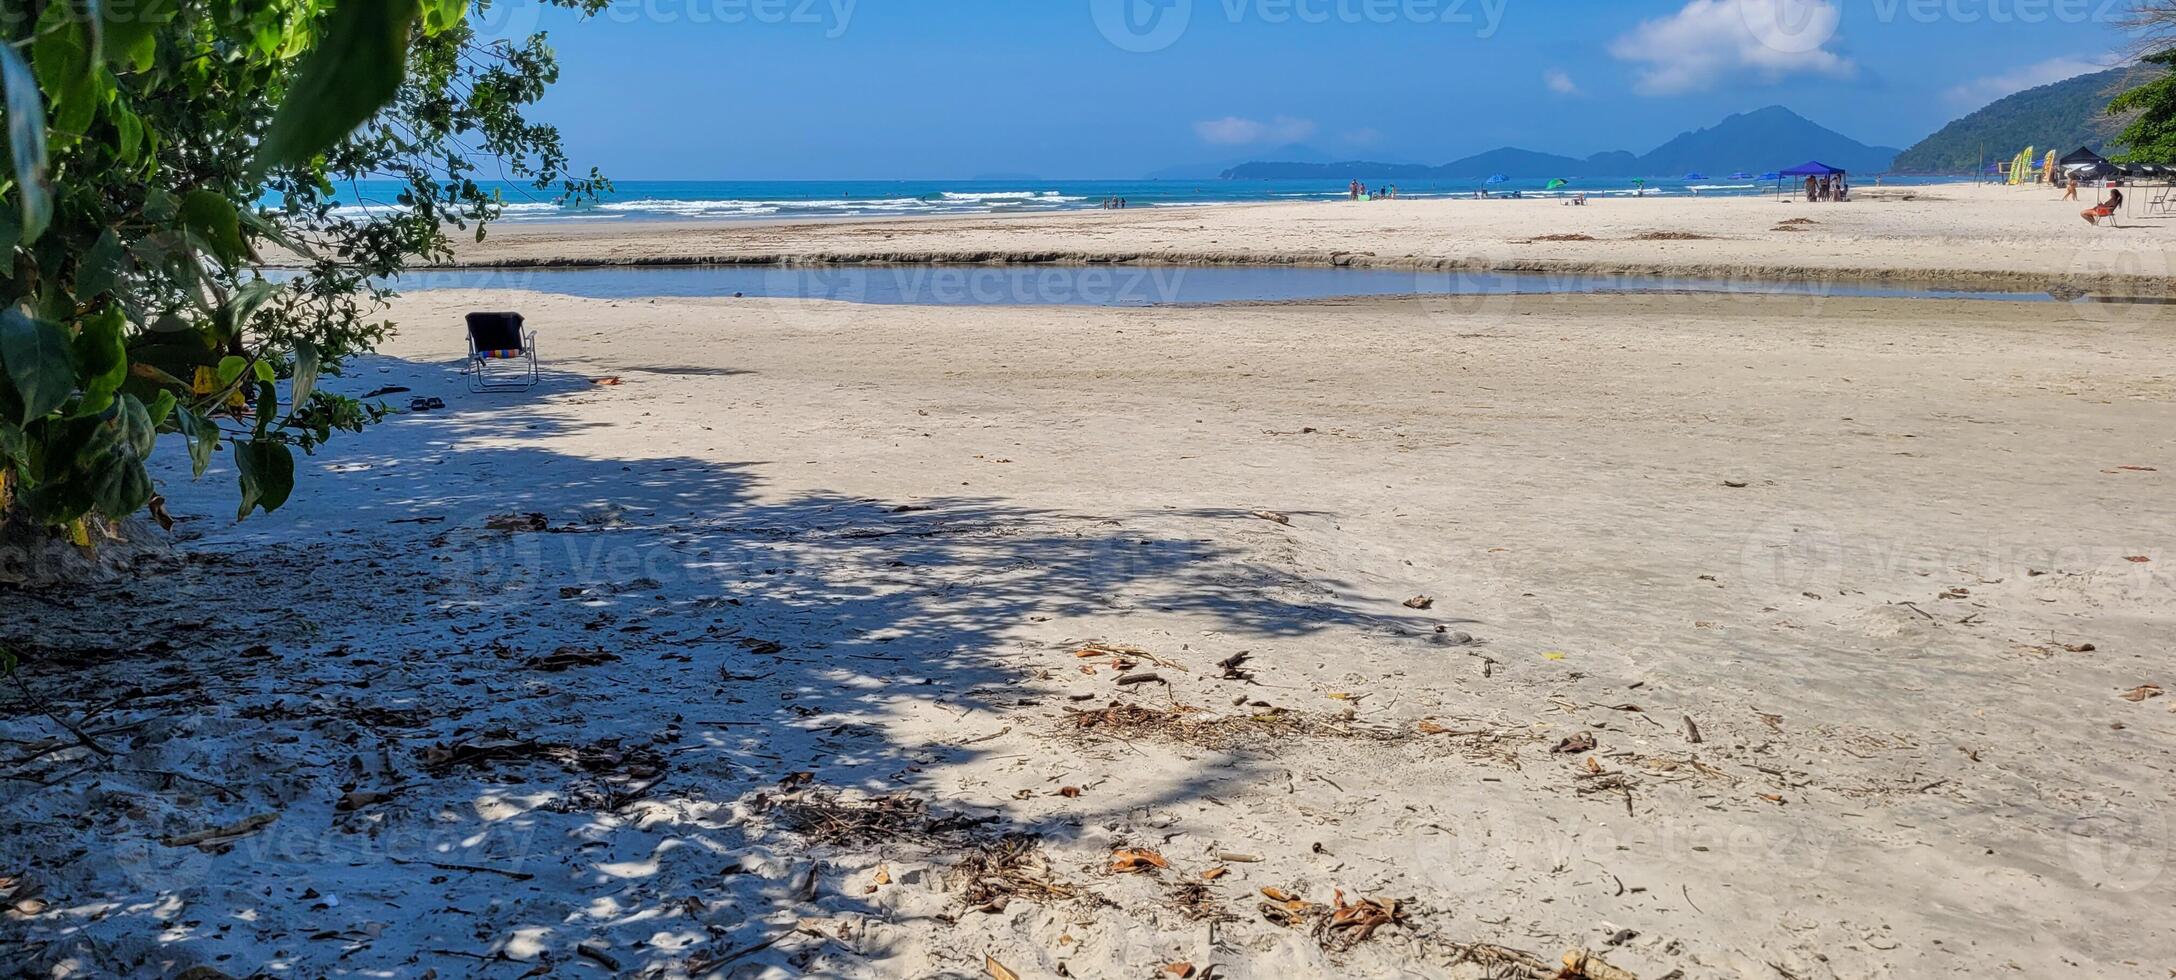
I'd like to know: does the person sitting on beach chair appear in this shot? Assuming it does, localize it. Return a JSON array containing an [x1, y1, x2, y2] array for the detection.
[[464, 311, 540, 391], [2081, 187, 2124, 226]]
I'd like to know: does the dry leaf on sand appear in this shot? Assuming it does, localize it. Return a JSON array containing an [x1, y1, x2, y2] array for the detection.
[[1112, 848, 1170, 874], [2121, 684, 2164, 702], [984, 955, 1020, 980]]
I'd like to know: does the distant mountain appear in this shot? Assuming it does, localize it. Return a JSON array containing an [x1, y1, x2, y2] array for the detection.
[[1149, 144, 1333, 180], [1434, 147, 1589, 177], [1219, 160, 1437, 180], [1640, 106, 1900, 175], [1892, 69, 2128, 173], [1220, 106, 1902, 179]]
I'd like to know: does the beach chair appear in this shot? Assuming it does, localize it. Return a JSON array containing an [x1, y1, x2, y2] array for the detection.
[[464, 312, 539, 392]]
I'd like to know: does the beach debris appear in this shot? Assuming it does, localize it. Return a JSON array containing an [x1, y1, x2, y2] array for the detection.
[[1404, 595, 1436, 610], [590, 376, 623, 386], [484, 512, 549, 532], [1218, 852, 1263, 863], [1555, 732, 1598, 754], [1116, 672, 1166, 687], [952, 835, 1077, 911], [576, 943, 621, 971], [1201, 866, 1229, 880], [1682, 715, 1704, 744], [1323, 891, 1402, 949], [1632, 231, 1715, 241], [335, 789, 395, 812], [1167, 882, 1233, 923], [985, 955, 1021, 980], [1163, 962, 1198, 978], [1722, 479, 1750, 489], [1778, 217, 1817, 225], [1258, 886, 1320, 927], [1112, 848, 1170, 874], [2120, 684, 2164, 703], [2124, 555, 2151, 564], [1251, 510, 1292, 526], [525, 646, 619, 672], [1064, 703, 1393, 750], [1524, 233, 1597, 242], [160, 813, 277, 851], [1559, 949, 1642, 980], [1218, 651, 1255, 681], [1545, 651, 1568, 661], [1057, 786, 1082, 798]]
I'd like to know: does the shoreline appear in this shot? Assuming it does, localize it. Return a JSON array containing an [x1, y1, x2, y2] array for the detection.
[[435, 184, 2176, 294], [422, 249, 2156, 294]]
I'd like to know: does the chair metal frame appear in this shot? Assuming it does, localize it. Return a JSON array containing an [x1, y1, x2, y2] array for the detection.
[[464, 313, 540, 392]]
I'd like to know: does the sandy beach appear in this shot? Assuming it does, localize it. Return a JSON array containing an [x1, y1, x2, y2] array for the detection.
[[450, 182, 2176, 293], [7, 194, 2176, 979]]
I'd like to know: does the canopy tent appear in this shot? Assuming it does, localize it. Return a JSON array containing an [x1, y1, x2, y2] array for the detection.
[[2058, 146, 2116, 179], [1778, 161, 1847, 177]]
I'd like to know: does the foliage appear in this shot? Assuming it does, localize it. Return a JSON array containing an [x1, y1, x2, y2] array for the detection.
[[2109, 50, 2176, 162], [0, 0, 605, 536], [1892, 69, 2127, 173]]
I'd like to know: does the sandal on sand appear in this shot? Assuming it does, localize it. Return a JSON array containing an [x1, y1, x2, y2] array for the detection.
[[407, 397, 447, 412]]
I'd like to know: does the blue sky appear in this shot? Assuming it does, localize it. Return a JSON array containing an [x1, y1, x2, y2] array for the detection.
[[503, 0, 2133, 177]]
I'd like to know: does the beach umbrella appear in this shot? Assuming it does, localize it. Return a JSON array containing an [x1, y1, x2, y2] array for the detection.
[[1484, 174, 1509, 184], [1683, 172, 1707, 181], [1728, 171, 1754, 179], [1545, 178, 1569, 190], [1758, 171, 1781, 180]]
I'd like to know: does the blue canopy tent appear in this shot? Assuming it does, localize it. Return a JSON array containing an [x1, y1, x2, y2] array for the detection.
[[1775, 161, 1848, 200]]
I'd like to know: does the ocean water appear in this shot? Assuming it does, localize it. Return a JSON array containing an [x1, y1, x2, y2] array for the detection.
[[325, 176, 1968, 223]]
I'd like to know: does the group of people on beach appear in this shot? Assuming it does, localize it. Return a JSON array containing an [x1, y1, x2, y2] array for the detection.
[[1804, 174, 1848, 202], [1099, 197, 1129, 209], [1348, 180, 1398, 200]]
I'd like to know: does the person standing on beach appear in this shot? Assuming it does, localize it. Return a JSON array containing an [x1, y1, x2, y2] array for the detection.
[[2063, 173, 2080, 201], [1805, 175, 1818, 202]]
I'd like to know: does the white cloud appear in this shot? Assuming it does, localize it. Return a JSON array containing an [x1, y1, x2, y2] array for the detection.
[[1943, 55, 2114, 107], [1609, 0, 1854, 96], [1544, 69, 1580, 95], [1193, 115, 1318, 146]]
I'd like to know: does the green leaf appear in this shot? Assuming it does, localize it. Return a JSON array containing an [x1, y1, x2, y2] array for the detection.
[[77, 227, 127, 298], [251, 358, 277, 384], [215, 355, 248, 386], [420, 0, 468, 34], [102, 0, 178, 70], [290, 341, 320, 409], [251, 0, 422, 174], [234, 439, 295, 518], [87, 451, 150, 517], [144, 389, 175, 429], [0, 43, 51, 243], [180, 189, 251, 265], [0, 310, 76, 422], [83, 395, 156, 517], [31, 6, 97, 138], [72, 304, 128, 416], [178, 406, 218, 478]]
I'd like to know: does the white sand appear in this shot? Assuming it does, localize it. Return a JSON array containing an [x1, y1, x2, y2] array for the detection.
[[451, 181, 2176, 292], [6, 200, 2176, 979]]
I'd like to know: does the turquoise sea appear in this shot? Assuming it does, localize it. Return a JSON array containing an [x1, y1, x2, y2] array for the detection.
[[332, 176, 1971, 223]]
